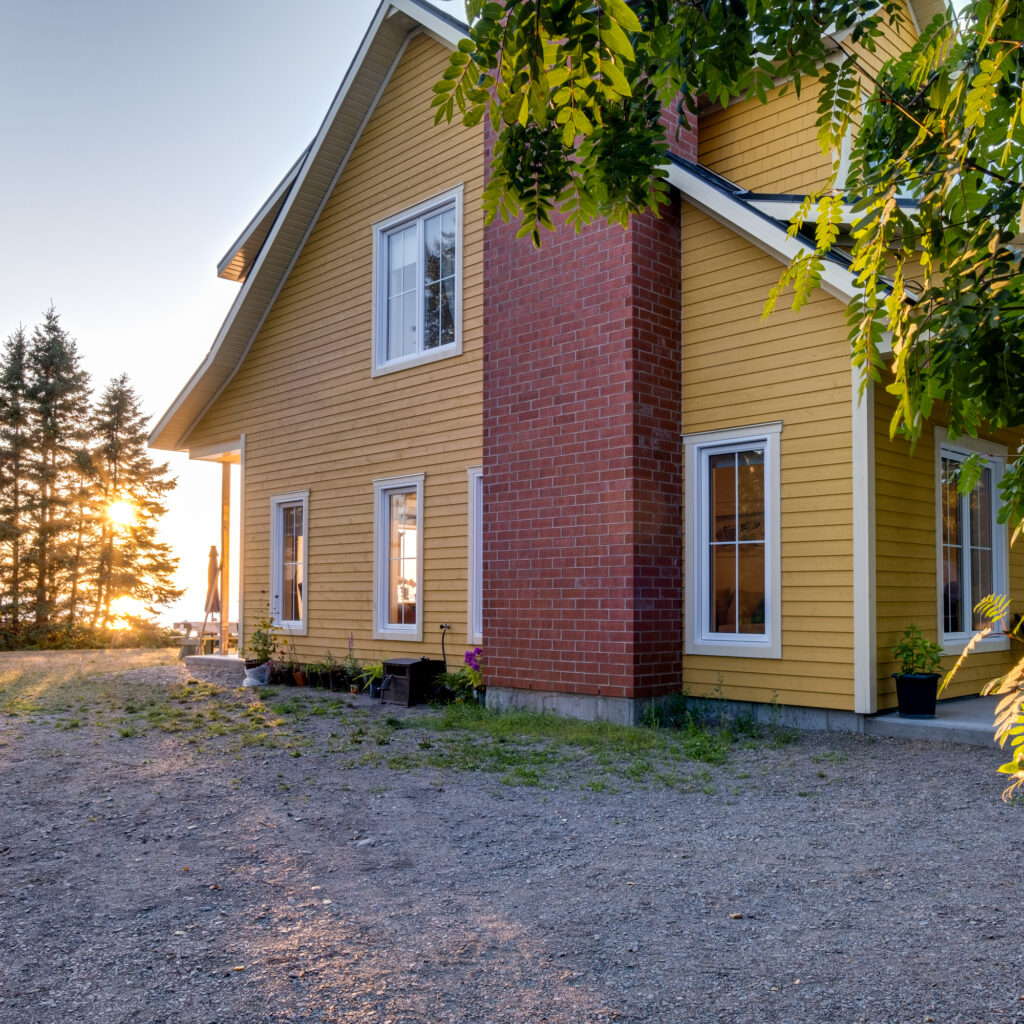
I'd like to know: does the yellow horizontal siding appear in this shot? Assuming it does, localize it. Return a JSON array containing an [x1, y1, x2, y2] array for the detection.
[[185, 33, 484, 663], [873, 385, 1024, 707], [680, 203, 855, 709], [699, 2, 919, 194], [700, 82, 830, 194]]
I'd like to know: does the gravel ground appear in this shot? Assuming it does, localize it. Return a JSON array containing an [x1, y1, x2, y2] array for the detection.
[[1, 661, 1022, 1024]]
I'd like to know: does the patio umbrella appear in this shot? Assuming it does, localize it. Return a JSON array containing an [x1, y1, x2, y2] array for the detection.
[[204, 545, 221, 617]]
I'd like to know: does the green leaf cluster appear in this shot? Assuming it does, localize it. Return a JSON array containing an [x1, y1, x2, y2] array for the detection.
[[439, 0, 899, 242]]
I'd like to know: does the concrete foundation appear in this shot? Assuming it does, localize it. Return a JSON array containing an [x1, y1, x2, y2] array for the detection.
[[486, 687, 700, 727], [488, 687, 1000, 747], [184, 654, 246, 687]]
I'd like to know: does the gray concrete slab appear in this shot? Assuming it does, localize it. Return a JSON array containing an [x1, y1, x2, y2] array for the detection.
[[865, 694, 1001, 747], [184, 654, 246, 686]]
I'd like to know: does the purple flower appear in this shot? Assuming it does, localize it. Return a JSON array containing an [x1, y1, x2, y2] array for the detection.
[[464, 647, 482, 671]]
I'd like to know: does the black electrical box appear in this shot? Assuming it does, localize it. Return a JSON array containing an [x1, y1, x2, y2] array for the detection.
[[380, 658, 445, 707]]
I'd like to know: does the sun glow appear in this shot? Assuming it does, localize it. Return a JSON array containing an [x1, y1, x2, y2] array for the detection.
[[110, 595, 148, 629], [106, 500, 137, 528]]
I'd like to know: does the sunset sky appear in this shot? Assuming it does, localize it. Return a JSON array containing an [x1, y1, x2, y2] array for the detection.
[[1, 0, 463, 623]]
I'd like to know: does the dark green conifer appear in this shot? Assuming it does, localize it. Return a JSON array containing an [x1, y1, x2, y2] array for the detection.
[[24, 308, 91, 630], [0, 327, 32, 635]]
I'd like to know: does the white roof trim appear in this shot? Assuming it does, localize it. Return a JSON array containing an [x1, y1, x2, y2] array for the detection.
[[149, 1, 468, 452], [664, 160, 860, 304], [216, 149, 307, 281], [388, 0, 465, 47]]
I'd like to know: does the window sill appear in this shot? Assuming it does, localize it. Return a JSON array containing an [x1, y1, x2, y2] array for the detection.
[[686, 638, 781, 659], [372, 342, 460, 378], [941, 635, 1010, 657], [273, 621, 307, 638], [373, 626, 423, 643]]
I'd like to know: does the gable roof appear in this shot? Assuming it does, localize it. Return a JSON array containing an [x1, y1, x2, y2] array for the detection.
[[216, 147, 309, 283], [152, 4, 898, 453], [664, 155, 862, 304], [149, 0, 467, 452]]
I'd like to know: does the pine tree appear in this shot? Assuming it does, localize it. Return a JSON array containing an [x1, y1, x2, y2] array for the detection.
[[89, 374, 182, 626], [23, 308, 91, 630], [0, 328, 32, 636]]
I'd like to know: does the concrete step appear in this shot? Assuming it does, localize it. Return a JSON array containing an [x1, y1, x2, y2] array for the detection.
[[184, 654, 246, 686], [866, 695, 1002, 748]]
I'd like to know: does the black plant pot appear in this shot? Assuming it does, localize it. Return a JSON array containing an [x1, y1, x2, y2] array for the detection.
[[267, 663, 292, 687], [893, 672, 940, 718]]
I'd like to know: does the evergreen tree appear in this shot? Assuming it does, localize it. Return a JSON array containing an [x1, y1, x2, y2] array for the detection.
[[24, 308, 91, 630], [0, 328, 32, 635], [89, 374, 182, 626]]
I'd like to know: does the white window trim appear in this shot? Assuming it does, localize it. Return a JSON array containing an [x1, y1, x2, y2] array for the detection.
[[373, 472, 425, 642], [684, 422, 782, 659], [371, 185, 463, 377], [269, 489, 309, 637], [934, 427, 1009, 655], [467, 465, 483, 645]]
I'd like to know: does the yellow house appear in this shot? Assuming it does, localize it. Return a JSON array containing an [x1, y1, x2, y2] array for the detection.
[[149, 0, 1022, 727]]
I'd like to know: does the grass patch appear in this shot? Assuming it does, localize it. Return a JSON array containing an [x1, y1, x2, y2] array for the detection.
[[0, 652, 806, 794]]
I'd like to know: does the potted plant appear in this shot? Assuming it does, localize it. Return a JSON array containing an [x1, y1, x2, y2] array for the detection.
[[892, 624, 945, 718], [305, 659, 327, 688], [321, 651, 344, 690], [266, 640, 293, 687], [243, 614, 277, 687], [340, 633, 362, 692], [357, 660, 384, 696]]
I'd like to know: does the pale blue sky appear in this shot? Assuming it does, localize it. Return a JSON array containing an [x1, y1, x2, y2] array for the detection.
[[0, 0, 463, 621]]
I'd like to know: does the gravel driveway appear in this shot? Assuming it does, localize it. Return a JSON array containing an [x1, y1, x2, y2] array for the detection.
[[1, 660, 1022, 1024]]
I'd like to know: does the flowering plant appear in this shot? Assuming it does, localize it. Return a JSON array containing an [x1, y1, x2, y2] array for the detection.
[[464, 646, 483, 689], [437, 647, 484, 702]]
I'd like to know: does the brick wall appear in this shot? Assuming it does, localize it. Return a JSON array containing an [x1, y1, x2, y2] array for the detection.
[[482, 120, 694, 703]]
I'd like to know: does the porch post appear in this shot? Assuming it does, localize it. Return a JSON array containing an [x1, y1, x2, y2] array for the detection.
[[220, 462, 231, 655], [852, 366, 877, 714]]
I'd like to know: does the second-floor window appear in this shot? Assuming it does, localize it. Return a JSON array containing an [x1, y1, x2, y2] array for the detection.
[[373, 187, 462, 376]]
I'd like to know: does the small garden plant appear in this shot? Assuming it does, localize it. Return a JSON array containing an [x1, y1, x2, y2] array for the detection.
[[246, 613, 278, 665], [437, 647, 483, 702], [892, 623, 945, 675]]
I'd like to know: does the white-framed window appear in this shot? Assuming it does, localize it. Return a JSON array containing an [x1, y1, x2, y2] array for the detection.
[[467, 465, 483, 644], [372, 186, 463, 376], [684, 423, 782, 659], [270, 490, 308, 635], [935, 428, 1008, 654], [373, 473, 425, 641]]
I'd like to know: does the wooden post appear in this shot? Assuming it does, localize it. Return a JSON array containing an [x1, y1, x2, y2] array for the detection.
[[220, 462, 231, 655]]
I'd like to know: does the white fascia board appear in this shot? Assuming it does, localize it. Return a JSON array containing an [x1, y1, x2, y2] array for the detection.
[[745, 197, 864, 227], [388, 0, 467, 47], [746, 196, 920, 229], [216, 149, 307, 280], [664, 161, 859, 305]]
